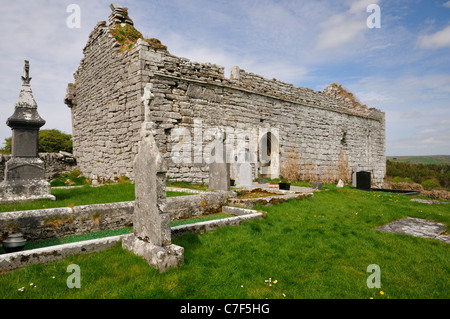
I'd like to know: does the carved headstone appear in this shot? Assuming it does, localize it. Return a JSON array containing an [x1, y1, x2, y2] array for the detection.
[[122, 83, 183, 272], [0, 61, 55, 204], [208, 130, 230, 191]]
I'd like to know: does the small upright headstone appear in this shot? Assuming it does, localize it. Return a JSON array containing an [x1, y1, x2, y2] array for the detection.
[[208, 130, 230, 191], [356, 171, 371, 191], [235, 149, 253, 187], [0, 60, 55, 204], [122, 84, 183, 272], [336, 179, 344, 188], [352, 171, 357, 187]]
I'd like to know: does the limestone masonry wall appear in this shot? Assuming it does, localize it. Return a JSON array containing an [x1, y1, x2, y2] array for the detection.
[[65, 6, 386, 185], [67, 19, 144, 182]]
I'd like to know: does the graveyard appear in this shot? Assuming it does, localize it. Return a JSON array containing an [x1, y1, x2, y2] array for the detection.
[[0, 183, 448, 299], [0, 3, 449, 301]]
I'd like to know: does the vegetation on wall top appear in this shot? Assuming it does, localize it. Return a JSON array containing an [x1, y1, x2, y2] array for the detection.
[[110, 24, 167, 52]]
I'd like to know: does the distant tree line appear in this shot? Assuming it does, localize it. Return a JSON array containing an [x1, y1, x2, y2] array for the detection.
[[0, 129, 72, 154], [386, 160, 450, 189]]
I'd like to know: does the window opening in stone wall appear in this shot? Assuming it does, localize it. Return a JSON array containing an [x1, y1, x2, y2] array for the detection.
[[341, 131, 347, 147]]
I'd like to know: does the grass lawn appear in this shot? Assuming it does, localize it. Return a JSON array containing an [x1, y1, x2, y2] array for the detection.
[[0, 183, 192, 213], [0, 186, 448, 299]]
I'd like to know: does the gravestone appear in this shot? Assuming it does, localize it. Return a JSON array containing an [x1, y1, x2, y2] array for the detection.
[[235, 149, 253, 187], [122, 84, 183, 272], [0, 61, 55, 204], [208, 130, 230, 191], [356, 171, 371, 190]]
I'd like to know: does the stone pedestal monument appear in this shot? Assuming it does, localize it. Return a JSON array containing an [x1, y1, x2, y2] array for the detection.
[[0, 61, 55, 204], [122, 83, 184, 272]]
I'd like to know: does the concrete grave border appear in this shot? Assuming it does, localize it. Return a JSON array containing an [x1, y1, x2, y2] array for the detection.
[[0, 189, 228, 242], [0, 206, 263, 271]]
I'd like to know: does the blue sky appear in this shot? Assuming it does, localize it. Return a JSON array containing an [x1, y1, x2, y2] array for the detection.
[[0, 0, 449, 156]]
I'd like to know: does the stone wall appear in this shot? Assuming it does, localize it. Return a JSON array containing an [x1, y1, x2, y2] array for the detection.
[[0, 152, 76, 181], [65, 5, 386, 185], [66, 18, 144, 181]]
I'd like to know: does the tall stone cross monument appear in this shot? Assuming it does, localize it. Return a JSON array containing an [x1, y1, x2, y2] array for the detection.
[[0, 61, 55, 203], [122, 83, 184, 272]]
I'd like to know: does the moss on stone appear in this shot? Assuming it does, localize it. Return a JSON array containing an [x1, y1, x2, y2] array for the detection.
[[110, 24, 167, 52]]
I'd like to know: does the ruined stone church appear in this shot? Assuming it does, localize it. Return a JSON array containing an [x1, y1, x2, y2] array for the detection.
[[64, 4, 386, 185]]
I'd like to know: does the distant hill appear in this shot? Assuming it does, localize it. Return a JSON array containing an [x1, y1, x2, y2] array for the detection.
[[386, 155, 450, 165]]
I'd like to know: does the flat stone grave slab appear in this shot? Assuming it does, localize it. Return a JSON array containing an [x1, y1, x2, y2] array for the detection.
[[376, 217, 450, 244]]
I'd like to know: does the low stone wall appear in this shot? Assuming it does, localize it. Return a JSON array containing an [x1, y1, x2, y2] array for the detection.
[[171, 206, 264, 238], [168, 191, 229, 220], [228, 188, 314, 208], [0, 202, 133, 242], [0, 191, 228, 242]]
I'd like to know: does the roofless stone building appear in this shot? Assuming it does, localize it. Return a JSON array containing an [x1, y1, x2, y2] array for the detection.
[[64, 4, 386, 186]]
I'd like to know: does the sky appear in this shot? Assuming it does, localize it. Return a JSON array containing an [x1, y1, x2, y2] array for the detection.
[[0, 0, 449, 156]]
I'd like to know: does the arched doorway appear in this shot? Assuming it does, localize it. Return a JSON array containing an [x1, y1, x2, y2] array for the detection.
[[258, 131, 279, 179]]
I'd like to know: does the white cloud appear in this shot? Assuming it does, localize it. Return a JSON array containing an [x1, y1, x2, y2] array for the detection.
[[417, 129, 436, 135], [402, 111, 423, 120], [418, 25, 450, 49], [162, 31, 309, 83], [443, 1, 450, 8], [315, 0, 379, 50]]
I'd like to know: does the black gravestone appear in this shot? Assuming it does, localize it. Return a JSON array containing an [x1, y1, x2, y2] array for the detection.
[[356, 171, 371, 191]]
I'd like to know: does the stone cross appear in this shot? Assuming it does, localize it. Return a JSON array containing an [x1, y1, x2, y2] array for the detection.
[[140, 83, 156, 137], [122, 83, 183, 272], [21, 60, 31, 85]]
